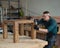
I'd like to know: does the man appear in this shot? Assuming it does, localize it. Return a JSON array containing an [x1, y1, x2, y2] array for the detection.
[[34, 11, 58, 48]]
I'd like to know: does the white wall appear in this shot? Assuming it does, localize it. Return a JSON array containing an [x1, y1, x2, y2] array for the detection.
[[21, 0, 60, 16]]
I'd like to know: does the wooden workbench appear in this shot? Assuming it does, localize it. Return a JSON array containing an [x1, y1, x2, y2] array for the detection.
[[0, 34, 48, 48], [3, 19, 36, 43]]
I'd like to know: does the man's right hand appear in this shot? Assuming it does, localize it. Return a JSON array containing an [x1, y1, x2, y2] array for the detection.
[[34, 25, 39, 30]]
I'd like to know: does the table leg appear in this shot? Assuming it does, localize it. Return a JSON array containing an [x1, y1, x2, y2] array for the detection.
[[13, 22, 19, 43], [3, 23, 8, 39], [31, 23, 36, 39], [20, 24, 24, 35]]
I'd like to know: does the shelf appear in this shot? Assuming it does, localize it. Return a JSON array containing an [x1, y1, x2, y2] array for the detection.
[[0, 0, 21, 20], [7, 8, 21, 10]]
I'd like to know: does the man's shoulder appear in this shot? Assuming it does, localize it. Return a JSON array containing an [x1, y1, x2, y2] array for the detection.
[[49, 17, 57, 26], [39, 18, 44, 21], [50, 17, 56, 23]]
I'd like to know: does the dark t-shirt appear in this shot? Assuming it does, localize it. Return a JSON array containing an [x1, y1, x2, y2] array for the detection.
[[37, 17, 58, 35]]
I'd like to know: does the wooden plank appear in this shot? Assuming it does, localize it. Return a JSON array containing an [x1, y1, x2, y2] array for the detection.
[[0, 34, 48, 48], [13, 22, 19, 43], [3, 22, 8, 39], [31, 23, 36, 39], [20, 24, 24, 35]]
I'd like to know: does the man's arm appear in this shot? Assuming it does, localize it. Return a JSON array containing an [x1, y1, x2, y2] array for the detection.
[[39, 28, 48, 33], [39, 20, 57, 33], [34, 25, 48, 33]]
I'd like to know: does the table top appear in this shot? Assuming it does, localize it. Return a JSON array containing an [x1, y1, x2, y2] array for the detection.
[[3, 19, 34, 24], [0, 34, 48, 48]]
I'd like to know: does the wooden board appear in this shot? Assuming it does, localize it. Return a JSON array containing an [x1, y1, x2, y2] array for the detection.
[[0, 34, 48, 48]]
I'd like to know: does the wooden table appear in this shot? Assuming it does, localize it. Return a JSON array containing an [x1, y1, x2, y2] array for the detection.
[[0, 34, 48, 48], [3, 20, 36, 43]]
